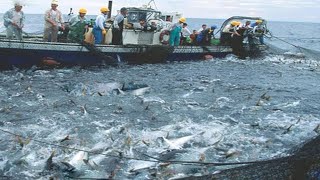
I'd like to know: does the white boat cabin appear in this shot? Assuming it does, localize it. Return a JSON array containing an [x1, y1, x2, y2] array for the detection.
[[121, 6, 182, 45]]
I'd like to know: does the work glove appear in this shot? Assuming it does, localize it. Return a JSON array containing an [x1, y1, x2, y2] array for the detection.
[[102, 29, 107, 35]]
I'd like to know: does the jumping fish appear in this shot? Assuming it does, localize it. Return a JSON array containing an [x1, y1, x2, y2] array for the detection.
[[162, 132, 204, 150], [69, 151, 89, 168], [131, 87, 150, 96], [42, 151, 83, 178]]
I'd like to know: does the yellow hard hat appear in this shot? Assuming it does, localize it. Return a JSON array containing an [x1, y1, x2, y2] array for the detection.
[[100, 7, 109, 13], [79, 8, 87, 14], [256, 20, 263, 24], [231, 21, 238, 26], [179, 17, 186, 23]]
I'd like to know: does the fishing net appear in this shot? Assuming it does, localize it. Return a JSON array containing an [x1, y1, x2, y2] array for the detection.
[[265, 34, 320, 61], [180, 135, 320, 180]]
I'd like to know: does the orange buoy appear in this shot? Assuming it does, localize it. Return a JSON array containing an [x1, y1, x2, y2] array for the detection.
[[42, 58, 60, 66], [204, 55, 213, 60]]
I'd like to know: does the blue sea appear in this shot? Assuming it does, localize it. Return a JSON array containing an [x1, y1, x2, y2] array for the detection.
[[1, 14, 320, 179]]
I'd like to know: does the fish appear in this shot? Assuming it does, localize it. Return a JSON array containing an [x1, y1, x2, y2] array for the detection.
[[69, 151, 88, 168], [94, 82, 124, 96], [131, 87, 150, 96], [175, 135, 320, 180], [42, 151, 83, 178], [162, 132, 205, 150], [60, 135, 70, 143]]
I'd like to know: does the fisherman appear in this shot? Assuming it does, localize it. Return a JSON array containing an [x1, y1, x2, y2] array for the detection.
[[189, 29, 197, 45], [209, 25, 218, 38], [196, 28, 212, 46], [3, 2, 25, 40], [92, 7, 109, 44], [43, 0, 65, 42], [242, 20, 252, 29], [198, 24, 207, 33], [220, 21, 240, 45], [67, 8, 88, 43], [112, 7, 128, 45], [250, 19, 264, 44], [168, 17, 186, 46], [180, 23, 191, 45], [133, 18, 147, 31], [231, 25, 247, 59]]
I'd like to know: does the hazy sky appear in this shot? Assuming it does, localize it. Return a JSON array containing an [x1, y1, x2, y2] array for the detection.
[[0, 0, 319, 22]]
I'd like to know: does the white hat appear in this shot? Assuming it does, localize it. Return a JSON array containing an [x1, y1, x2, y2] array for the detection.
[[51, 0, 58, 5], [14, 1, 23, 6]]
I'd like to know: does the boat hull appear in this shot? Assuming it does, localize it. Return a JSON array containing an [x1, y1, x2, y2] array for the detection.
[[0, 39, 264, 68]]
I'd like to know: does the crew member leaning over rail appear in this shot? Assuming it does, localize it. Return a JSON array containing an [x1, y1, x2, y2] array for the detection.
[[168, 17, 186, 46], [43, 0, 65, 42], [3, 2, 25, 40], [92, 7, 109, 44], [67, 8, 88, 43]]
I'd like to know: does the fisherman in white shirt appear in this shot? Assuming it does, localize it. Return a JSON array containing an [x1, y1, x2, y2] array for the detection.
[[43, 0, 65, 42], [3, 2, 25, 40], [181, 23, 191, 45]]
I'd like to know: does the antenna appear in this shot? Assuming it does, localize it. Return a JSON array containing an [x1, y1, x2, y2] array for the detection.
[[147, 0, 158, 10]]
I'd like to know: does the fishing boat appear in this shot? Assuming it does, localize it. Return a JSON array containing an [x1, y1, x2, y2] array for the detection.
[[0, 1, 268, 68]]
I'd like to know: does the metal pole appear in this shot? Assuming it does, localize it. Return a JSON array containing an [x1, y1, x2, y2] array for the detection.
[[108, 0, 113, 18]]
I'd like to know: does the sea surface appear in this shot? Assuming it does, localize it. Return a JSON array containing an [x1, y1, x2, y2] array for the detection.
[[0, 14, 320, 179]]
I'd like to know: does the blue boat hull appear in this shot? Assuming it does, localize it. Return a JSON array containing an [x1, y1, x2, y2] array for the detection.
[[0, 39, 264, 68]]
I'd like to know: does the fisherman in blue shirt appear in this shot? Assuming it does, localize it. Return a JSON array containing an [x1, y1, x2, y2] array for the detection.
[[3, 2, 25, 40], [92, 7, 109, 44]]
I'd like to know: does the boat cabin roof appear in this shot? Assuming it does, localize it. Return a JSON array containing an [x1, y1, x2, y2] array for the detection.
[[220, 16, 267, 30]]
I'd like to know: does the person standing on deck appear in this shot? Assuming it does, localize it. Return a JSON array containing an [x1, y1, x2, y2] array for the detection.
[[180, 22, 191, 45], [3, 2, 25, 40], [43, 0, 65, 42], [112, 7, 128, 45], [92, 7, 109, 44], [67, 8, 88, 43], [250, 19, 264, 44], [168, 17, 186, 46]]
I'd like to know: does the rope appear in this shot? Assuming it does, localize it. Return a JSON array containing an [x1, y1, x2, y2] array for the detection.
[[0, 128, 284, 166]]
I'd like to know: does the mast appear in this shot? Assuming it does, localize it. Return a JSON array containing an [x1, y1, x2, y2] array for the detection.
[[108, 0, 113, 18]]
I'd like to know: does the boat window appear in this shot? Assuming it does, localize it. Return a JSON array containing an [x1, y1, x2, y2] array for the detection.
[[127, 11, 147, 23]]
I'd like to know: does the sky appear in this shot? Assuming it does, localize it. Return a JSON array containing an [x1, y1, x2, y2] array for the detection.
[[0, 0, 319, 22]]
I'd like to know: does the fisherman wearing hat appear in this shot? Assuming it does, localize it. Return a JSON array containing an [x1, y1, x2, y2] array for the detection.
[[3, 2, 25, 40], [220, 21, 241, 44], [250, 19, 264, 44], [43, 0, 65, 42], [112, 7, 128, 45], [67, 8, 88, 43], [92, 6, 109, 44], [168, 17, 186, 46]]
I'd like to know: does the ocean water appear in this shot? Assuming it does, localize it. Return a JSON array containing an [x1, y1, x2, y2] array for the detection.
[[1, 14, 320, 179]]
